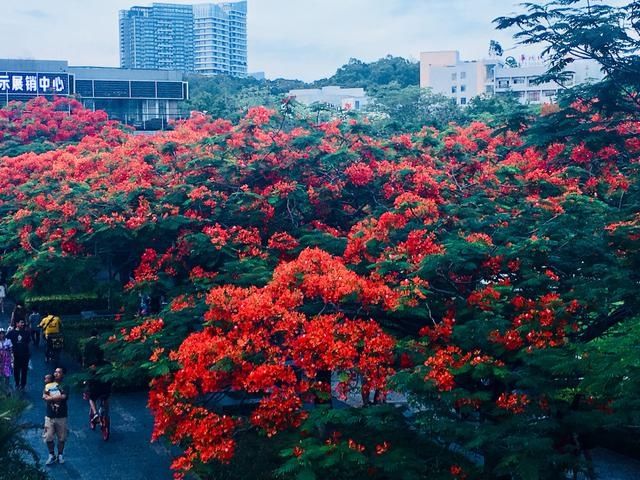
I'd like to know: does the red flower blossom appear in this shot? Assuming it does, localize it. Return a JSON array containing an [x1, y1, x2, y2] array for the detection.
[[496, 392, 530, 414], [345, 162, 375, 186]]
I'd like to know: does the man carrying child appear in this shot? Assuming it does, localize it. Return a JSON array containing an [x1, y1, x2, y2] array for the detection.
[[42, 367, 69, 466]]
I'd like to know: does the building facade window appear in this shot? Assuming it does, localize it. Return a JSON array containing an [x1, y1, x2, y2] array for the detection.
[[451, 85, 457, 94], [451, 72, 457, 81], [119, 1, 247, 76], [460, 84, 466, 92], [460, 97, 467, 105], [460, 71, 466, 80], [512, 77, 525, 84], [527, 91, 541, 102], [485, 65, 495, 78]]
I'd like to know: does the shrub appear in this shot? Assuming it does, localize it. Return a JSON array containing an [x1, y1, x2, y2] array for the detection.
[[24, 293, 107, 315], [0, 393, 47, 479]]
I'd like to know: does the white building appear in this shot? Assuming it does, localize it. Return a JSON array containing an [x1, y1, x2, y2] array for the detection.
[[420, 51, 496, 106], [287, 86, 369, 111], [193, 1, 247, 77], [420, 50, 603, 105]]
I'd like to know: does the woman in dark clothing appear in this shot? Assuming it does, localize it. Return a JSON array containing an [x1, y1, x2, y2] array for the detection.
[[7, 319, 30, 390]]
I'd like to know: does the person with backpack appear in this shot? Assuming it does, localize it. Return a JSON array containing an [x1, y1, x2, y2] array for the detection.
[[39, 314, 63, 364]]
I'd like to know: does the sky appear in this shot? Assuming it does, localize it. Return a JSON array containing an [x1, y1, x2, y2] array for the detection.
[[0, 0, 596, 81]]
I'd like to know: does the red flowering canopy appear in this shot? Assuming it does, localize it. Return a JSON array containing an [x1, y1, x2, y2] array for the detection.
[[1, 98, 639, 479]]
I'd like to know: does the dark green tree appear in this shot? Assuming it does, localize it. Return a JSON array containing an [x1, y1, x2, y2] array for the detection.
[[186, 74, 262, 120], [367, 84, 467, 132], [313, 56, 419, 90], [465, 92, 538, 131], [495, 0, 640, 116]]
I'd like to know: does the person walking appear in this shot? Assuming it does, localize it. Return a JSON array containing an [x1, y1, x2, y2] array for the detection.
[[10, 303, 26, 330], [0, 328, 13, 389], [39, 313, 62, 363], [6, 319, 30, 390], [28, 307, 41, 347], [42, 366, 69, 465], [0, 283, 6, 314]]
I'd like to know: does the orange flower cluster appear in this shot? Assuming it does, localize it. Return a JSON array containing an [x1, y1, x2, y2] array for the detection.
[[0, 97, 116, 145], [467, 285, 501, 311], [496, 392, 530, 414], [147, 248, 397, 473], [123, 317, 164, 342], [490, 293, 576, 351], [424, 345, 501, 392]]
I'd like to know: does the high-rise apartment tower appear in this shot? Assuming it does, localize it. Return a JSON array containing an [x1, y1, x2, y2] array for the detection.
[[119, 1, 247, 76]]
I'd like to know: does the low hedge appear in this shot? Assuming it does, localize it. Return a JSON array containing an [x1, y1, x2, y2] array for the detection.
[[59, 315, 115, 362], [63, 315, 150, 391], [24, 293, 107, 315]]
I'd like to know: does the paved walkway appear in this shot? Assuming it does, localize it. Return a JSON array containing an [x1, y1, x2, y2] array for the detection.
[[592, 448, 640, 480], [0, 302, 176, 480], [17, 343, 175, 479]]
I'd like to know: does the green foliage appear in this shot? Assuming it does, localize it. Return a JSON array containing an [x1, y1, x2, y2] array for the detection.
[[186, 74, 306, 121], [24, 293, 106, 315], [276, 406, 448, 480], [65, 316, 116, 366], [0, 393, 47, 479], [313, 55, 419, 90], [0, 139, 57, 158], [191, 430, 292, 480], [495, 0, 640, 117], [367, 85, 467, 132], [580, 315, 640, 422], [465, 92, 539, 131], [186, 56, 421, 128]]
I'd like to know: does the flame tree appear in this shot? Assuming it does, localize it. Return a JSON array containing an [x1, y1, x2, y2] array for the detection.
[[0, 92, 639, 479]]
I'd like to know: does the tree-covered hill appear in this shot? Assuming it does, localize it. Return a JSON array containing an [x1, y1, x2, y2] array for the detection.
[[312, 55, 419, 90]]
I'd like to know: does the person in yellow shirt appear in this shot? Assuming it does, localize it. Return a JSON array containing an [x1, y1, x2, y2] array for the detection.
[[39, 314, 62, 337], [39, 314, 63, 364]]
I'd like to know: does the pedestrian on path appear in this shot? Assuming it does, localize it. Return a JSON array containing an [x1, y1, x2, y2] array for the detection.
[[10, 303, 26, 330], [29, 307, 41, 347], [43, 366, 69, 466], [0, 328, 12, 389], [7, 319, 30, 390], [0, 283, 6, 314], [39, 313, 63, 364]]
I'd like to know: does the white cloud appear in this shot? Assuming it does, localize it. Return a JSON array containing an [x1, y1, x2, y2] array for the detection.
[[0, 0, 627, 81], [246, 0, 525, 79]]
